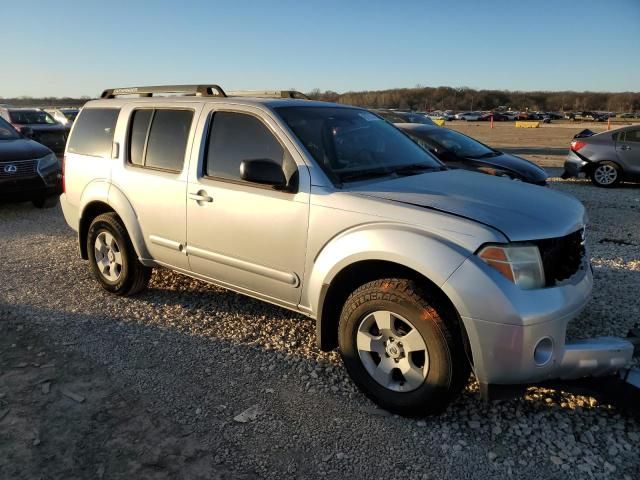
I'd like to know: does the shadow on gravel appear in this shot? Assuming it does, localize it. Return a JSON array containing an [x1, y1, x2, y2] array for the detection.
[[2, 288, 640, 479]]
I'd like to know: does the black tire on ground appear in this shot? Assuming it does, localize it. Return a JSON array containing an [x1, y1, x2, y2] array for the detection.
[[32, 196, 59, 209], [86, 212, 152, 296], [590, 161, 622, 188], [338, 278, 470, 416]]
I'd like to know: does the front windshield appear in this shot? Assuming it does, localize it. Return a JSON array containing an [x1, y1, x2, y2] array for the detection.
[[276, 107, 443, 183], [418, 128, 494, 158], [9, 110, 58, 125], [0, 117, 20, 140]]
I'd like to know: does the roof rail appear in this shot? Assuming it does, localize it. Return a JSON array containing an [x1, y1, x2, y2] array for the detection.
[[226, 90, 309, 100], [100, 85, 227, 99]]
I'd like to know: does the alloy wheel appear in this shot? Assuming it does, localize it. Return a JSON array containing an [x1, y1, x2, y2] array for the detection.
[[94, 231, 123, 282], [594, 164, 618, 185], [356, 310, 429, 392]]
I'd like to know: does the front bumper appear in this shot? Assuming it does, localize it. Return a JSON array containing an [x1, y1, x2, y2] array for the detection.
[[563, 151, 590, 178], [442, 254, 602, 386]]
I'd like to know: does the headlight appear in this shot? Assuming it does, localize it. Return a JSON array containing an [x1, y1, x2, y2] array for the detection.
[[37, 152, 59, 172], [478, 244, 545, 289]]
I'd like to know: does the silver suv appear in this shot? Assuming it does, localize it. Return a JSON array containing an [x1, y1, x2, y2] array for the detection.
[[60, 85, 634, 416]]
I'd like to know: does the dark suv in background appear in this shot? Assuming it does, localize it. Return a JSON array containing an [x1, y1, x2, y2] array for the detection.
[[0, 107, 69, 155], [0, 116, 61, 208]]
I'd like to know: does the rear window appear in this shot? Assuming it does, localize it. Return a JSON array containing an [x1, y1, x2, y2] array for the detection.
[[67, 108, 120, 157]]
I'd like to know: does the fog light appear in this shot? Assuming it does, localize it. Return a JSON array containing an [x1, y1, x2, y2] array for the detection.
[[534, 337, 553, 366]]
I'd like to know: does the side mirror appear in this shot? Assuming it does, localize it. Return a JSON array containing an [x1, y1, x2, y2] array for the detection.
[[240, 159, 287, 189], [20, 126, 34, 139]]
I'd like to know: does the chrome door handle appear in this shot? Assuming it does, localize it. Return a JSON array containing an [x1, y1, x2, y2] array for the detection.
[[189, 191, 213, 203], [619, 145, 631, 151]]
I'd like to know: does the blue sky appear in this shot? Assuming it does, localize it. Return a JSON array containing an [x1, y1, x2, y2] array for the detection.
[[1, 0, 638, 97]]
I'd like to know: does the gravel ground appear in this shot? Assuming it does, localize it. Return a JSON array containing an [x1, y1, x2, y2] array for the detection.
[[1, 171, 639, 479]]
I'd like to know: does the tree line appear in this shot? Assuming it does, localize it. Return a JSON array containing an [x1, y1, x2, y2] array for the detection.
[[3, 87, 639, 112], [305, 87, 640, 113]]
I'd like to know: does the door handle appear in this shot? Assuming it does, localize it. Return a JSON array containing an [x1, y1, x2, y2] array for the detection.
[[189, 191, 213, 203], [619, 145, 631, 151]]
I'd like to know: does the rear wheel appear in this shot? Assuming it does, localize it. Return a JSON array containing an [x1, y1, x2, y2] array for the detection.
[[590, 161, 621, 187], [87, 213, 151, 295], [338, 278, 469, 416]]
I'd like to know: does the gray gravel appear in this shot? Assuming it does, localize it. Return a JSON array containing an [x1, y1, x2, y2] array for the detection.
[[1, 171, 639, 479]]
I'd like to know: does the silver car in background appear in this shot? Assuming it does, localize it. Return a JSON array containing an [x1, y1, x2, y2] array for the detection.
[[563, 125, 640, 187]]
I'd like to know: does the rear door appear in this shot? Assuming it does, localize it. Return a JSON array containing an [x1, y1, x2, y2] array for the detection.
[[615, 128, 640, 174], [111, 103, 201, 270], [186, 105, 310, 307]]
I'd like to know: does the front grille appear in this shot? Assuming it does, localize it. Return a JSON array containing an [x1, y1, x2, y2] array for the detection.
[[535, 229, 586, 286], [0, 159, 39, 179]]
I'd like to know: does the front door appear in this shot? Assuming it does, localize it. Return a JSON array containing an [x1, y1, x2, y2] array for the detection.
[[186, 108, 309, 307]]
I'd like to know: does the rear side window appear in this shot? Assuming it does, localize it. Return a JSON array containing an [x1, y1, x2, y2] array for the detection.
[[67, 108, 119, 157], [128, 109, 152, 166], [206, 112, 285, 181], [624, 129, 640, 143], [127, 109, 193, 172]]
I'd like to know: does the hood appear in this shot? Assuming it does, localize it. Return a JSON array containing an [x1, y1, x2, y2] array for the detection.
[[476, 152, 548, 183], [0, 138, 52, 162], [350, 169, 585, 242]]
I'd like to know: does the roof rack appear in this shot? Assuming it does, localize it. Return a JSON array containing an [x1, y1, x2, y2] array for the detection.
[[100, 84, 227, 99], [226, 90, 309, 100]]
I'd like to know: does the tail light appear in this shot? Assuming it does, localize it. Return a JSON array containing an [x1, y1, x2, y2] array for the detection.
[[570, 140, 586, 152]]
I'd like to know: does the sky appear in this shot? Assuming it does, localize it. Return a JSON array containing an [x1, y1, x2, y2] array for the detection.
[[1, 0, 639, 98]]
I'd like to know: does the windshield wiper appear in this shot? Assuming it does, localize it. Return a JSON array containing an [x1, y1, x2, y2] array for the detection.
[[338, 169, 392, 183], [391, 163, 444, 176]]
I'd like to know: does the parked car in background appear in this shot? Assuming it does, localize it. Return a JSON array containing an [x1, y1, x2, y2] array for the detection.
[[0, 108, 69, 155], [455, 111, 482, 121], [619, 112, 637, 119], [0, 115, 61, 207], [397, 123, 548, 185], [563, 125, 640, 187], [373, 109, 436, 125], [501, 112, 518, 121], [479, 112, 508, 121], [45, 107, 80, 126]]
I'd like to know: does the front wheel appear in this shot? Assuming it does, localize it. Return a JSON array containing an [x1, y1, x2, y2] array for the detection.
[[338, 279, 470, 416], [590, 161, 621, 187], [87, 213, 152, 295]]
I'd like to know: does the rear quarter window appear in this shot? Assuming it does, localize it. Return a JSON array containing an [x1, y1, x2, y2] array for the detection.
[[67, 108, 120, 157]]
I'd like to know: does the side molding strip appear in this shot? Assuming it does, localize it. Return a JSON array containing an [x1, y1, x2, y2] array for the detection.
[[185, 245, 300, 287], [149, 235, 184, 252]]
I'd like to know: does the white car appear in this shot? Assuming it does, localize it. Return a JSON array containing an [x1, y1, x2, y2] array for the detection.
[[455, 111, 482, 121], [45, 108, 80, 126]]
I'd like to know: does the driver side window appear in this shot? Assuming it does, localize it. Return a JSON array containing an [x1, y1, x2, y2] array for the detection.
[[205, 112, 295, 183]]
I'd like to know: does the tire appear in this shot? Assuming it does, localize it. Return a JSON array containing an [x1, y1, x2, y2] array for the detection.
[[338, 278, 470, 416], [32, 196, 58, 209], [590, 161, 622, 188], [87, 213, 152, 295]]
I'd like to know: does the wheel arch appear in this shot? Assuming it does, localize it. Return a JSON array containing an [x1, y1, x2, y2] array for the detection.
[[79, 188, 150, 261], [315, 259, 473, 364]]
